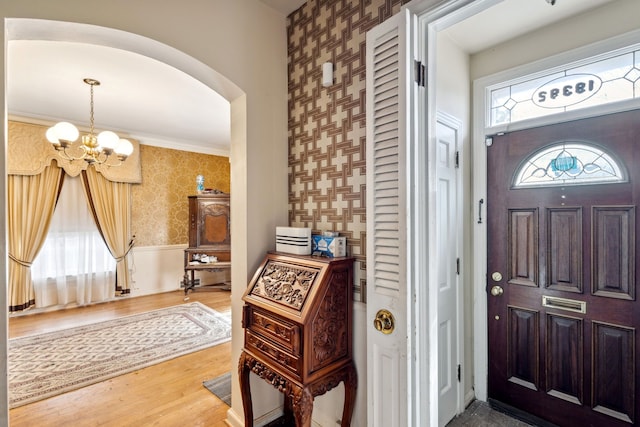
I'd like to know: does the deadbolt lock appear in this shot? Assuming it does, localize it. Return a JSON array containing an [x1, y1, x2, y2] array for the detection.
[[373, 309, 395, 334], [491, 271, 503, 282]]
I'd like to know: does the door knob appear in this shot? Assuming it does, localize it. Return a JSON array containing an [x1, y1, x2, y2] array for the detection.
[[490, 285, 504, 296], [373, 309, 395, 334]]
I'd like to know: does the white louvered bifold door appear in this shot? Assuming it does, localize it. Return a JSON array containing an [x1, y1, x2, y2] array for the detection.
[[366, 9, 410, 427]]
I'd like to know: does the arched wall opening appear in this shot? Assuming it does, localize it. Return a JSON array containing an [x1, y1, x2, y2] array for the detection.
[[2, 17, 255, 425]]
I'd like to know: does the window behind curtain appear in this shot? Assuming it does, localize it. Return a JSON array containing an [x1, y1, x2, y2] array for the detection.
[[31, 174, 116, 308]]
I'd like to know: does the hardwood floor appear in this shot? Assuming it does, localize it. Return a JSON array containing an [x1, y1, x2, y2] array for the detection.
[[9, 290, 233, 427]]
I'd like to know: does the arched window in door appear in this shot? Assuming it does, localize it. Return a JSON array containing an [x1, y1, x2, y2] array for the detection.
[[512, 141, 627, 188]]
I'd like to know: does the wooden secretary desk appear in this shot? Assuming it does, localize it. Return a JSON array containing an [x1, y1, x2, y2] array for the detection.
[[182, 193, 231, 296], [239, 252, 357, 427]]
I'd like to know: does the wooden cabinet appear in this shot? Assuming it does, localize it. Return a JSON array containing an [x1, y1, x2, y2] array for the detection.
[[188, 193, 231, 249], [182, 193, 231, 295], [239, 252, 356, 427]]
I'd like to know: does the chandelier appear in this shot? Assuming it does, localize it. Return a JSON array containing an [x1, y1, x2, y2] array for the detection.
[[46, 78, 134, 165]]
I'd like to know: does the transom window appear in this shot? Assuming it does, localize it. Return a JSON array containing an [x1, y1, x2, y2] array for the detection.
[[512, 142, 627, 188], [489, 44, 640, 127]]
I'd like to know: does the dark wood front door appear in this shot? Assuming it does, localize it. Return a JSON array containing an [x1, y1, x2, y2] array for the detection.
[[487, 110, 640, 426]]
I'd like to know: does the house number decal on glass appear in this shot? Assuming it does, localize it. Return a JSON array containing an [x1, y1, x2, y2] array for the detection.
[[488, 45, 640, 127], [513, 142, 626, 188], [533, 74, 602, 108]]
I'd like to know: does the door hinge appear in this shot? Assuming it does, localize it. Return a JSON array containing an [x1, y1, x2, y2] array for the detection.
[[414, 60, 426, 87], [455, 151, 460, 168], [457, 364, 461, 382], [456, 258, 460, 275]]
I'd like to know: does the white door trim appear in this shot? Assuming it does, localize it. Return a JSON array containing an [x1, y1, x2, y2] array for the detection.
[[404, 1, 482, 425]]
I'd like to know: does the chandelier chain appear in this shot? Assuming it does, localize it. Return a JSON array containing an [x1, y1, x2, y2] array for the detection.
[[89, 82, 95, 136], [46, 77, 134, 166]]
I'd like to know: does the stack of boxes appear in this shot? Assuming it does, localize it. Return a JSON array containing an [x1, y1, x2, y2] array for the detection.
[[275, 227, 347, 258]]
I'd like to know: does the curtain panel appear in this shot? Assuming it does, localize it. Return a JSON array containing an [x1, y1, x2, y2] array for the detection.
[[8, 165, 64, 311], [31, 175, 116, 308], [8, 120, 138, 310], [82, 168, 134, 294]]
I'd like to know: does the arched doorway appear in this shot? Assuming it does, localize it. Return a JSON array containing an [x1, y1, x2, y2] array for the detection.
[[3, 17, 247, 424]]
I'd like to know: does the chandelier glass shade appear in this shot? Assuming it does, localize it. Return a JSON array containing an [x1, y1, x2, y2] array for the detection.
[[46, 78, 134, 165]]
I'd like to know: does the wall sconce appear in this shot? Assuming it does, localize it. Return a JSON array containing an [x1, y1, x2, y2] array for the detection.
[[322, 62, 334, 87]]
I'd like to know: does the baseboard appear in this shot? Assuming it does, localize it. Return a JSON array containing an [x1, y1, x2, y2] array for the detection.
[[488, 398, 560, 427], [464, 389, 475, 407], [225, 407, 242, 427], [225, 406, 284, 427]]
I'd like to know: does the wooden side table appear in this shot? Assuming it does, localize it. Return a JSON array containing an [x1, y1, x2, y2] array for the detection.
[[239, 253, 357, 427], [182, 248, 230, 296]]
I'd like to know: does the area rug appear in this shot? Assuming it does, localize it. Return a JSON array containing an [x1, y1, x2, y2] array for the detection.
[[203, 372, 231, 406], [8, 302, 231, 408]]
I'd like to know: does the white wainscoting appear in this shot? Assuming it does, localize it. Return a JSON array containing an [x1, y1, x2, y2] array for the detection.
[[130, 244, 232, 297], [129, 245, 187, 296]]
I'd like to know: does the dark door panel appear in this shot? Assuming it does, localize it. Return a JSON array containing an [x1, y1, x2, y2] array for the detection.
[[487, 109, 640, 427]]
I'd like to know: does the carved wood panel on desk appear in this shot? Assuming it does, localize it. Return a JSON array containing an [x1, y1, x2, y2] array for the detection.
[[239, 252, 357, 427], [183, 193, 230, 296]]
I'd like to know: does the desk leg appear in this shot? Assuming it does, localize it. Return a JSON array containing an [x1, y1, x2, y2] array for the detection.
[[341, 362, 358, 427], [182, 274, 189, 301], [283, 392, 295, 423], [288, 383, 313, 427], [238, 352, 254, 427]]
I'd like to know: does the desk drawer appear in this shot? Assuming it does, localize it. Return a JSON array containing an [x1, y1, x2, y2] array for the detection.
[[245, 330, 302, 379], [244, 306, 301, 355]]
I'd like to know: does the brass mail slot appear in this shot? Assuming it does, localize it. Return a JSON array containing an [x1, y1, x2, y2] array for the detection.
[[542, 295, 586, 314]]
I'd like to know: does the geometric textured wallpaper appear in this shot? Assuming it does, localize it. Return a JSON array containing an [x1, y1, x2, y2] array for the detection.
[[131, 145, 230, 247], [287, 0, 410, 301]]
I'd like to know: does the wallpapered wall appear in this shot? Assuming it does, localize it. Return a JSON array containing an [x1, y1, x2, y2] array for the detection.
[[132, 145, 230, 247], [7, 121, 229, 248], [287, 0, 410, 301]]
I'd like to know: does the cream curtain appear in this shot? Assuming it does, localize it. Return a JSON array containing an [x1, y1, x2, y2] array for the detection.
[[8, 165, 64, 312], [82, 167, 134, 294], [31, 175, 116, 308]]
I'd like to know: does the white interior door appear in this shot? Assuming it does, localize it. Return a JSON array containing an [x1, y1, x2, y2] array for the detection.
[[366, 9, 410, 427], [435, 113, 461, 426]]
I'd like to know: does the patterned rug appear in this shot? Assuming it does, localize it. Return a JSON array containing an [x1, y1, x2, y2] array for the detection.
[[8, 302, 231, 408]]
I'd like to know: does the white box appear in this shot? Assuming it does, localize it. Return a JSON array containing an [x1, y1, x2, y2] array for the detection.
[[276, 226, 312, 255]]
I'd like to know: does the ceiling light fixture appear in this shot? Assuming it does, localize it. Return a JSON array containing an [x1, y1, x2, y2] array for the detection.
[[46, 78, 134, 165]]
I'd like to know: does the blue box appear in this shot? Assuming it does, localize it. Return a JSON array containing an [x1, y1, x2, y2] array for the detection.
[[312, 235, 346, 258]]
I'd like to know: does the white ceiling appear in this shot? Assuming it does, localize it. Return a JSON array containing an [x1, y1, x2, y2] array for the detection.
[[441, 0, 613, 54], [8, 40, 231, 155], [6, 0, 612, 155]]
